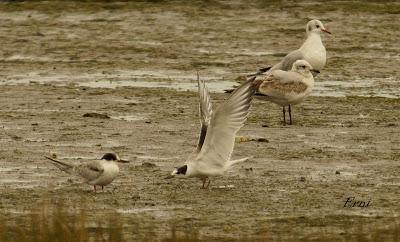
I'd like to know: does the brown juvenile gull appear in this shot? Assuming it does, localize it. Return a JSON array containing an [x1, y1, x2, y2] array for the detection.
[[45, 153, 129, 192], [166, 74, 256, 188], [255, 60, 315, 125]]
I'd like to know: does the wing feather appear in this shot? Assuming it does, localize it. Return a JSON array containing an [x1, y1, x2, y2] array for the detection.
[[75, 160, 104, 183], [196, 73, 213, 152]]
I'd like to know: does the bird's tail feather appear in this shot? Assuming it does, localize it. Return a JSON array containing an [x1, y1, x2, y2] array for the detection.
[[44, 156, 74, 174], [227, 156, 252, 167]]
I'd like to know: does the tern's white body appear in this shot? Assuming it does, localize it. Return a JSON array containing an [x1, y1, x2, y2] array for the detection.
[[85, 160, 120, 186]]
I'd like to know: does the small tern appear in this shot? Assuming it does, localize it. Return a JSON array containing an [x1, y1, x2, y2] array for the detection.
[[45, 153, 129, 192]]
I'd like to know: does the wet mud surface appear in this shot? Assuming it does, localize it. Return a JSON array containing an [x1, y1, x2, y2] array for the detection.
[[0, 1, 399, 240]]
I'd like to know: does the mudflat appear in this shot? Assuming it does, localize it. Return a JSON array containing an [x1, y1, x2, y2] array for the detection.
[[0, 1, 399, 241]]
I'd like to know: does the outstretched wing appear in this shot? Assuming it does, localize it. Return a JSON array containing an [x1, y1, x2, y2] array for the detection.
[[196, 73, 213, 152], [193, 78, 255, 169], [75, 160, 104, 183]]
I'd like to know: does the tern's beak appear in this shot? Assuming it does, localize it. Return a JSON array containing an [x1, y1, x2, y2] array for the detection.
[[117, 159, 130, 163], [310, 69, 321, 75], [165, 169, 178, 179], [322, 28, 331, 34]]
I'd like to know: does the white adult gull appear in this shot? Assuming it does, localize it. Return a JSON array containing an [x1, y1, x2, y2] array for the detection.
[[255, 59, 316, 125], [167, 74, 256, 188], [45, 153, 129, 192], [253, 19, 331, 76]]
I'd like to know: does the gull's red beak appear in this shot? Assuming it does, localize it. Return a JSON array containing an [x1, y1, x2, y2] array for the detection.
[[322, 28, 332, 34]]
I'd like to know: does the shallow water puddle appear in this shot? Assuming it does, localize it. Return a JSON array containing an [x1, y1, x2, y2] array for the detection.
[[79, 80, 238, 93], [111, 115, 146, 122], [135, 155, 177, 161], [116, 206, 189, 219], [215, 185, 235, 189], [1, 68, 399, 97], [313, 77, 400, 98]]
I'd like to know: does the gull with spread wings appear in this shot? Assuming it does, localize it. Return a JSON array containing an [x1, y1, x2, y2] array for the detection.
[[167, 74, 256, 188], [45, 153, 129, 192]]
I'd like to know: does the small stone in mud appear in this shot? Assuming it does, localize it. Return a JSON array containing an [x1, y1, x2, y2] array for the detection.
[[300, 177, 306, 182], [31, 123, 38, 126], [82, 112, 110, 119], [261, 124, 269, 127], [257, 138, 269, 143], [142, 162, 156, 168], [131, 194, 140, 200], [336, 171, 341, 175], [145, 120, 152, 124]]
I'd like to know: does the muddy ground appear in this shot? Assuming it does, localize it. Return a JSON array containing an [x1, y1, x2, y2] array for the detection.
[[0, 1, 399, 241]]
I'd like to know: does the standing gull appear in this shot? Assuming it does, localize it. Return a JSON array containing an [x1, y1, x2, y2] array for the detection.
[[45, 153, 129, 192], [255, 60, 316, 125], [167, 74, 255, 188], [254, 19, 331, 76]]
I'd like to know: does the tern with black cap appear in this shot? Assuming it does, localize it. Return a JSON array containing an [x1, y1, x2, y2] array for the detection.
[[45, 153, 129, 192]]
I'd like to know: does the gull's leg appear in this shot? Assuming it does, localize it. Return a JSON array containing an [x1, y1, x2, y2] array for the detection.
[[288, 105, 292, 125], [201, 178, 206, 189], [102, 186, 104, 191], [205, 179, 211, 189], [282, 106, 286, 125], [93, 185, 97, 193]]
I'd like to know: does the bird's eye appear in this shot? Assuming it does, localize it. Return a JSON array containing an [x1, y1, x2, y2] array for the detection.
[[301, 65, 306, 68], [316, 25, 320, 28]]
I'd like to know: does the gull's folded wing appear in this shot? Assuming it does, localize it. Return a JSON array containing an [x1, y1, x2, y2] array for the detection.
[[280, 50, 304, 71], [257, 71, 307, 98]]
